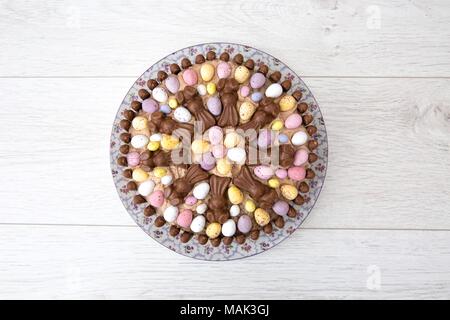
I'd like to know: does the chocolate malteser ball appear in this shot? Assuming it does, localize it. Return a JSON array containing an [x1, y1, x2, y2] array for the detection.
[[206, 51, 216, 61], [138, 89, 150, 100], [181, 58, 191, 69], [170, 63, 181, 74], [244, 59, 255, 70], [119, 144, 129, 154], [233, 53, 244, 65], [287, 207, 297, 218], [157, 70, 168, 82], [258, 64, 269, 75], [133, 195, 146, 204], [292, 90, 303, 101], [269, 71, 281, 83], [235, 234, 246, 244], [281, 79, 292, 91], [120, 119, 131, 131], [308, 140, 318, 151], [275, 216, 285, 228], [197, 234, 208, 245], [223, 237, 233, 245], [195, 54, 205, 64], [144, 205, 156, 217], [308, 153, 318, 163], [169, 225, 180, 236], [211, 238, 221, 247], [154, 216, 166, 227], [306, 125, 317, 135], [303, 114, 313, 125], [297, 102, 308, 113], [219, 52, 230, 61], [123, 169, 132, 179], [294, 194, 305, 205], [127, 181, 137, 191], [123, 109, 135, 121], [130, 100, 142, 112], [250, 229, 260, 240], [263, 223, 273, 234], [305, 168, 315, 179], [117, 156, 127, 166], [180, 232, 192, 243], [119, 132, 131, 143], [147, 79, 158, 90], [299, 182, 309, 193]]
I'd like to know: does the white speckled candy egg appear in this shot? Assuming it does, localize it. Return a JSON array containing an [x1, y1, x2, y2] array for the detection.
[[229, 204, 240, 217], [197, 84, 207, 96], [161, 175, 173, 186], [200, 63, 215, 82], [217, 61, 231, 79], [227, 147, 246, 164], [192, 182, 210, 200], [221, 219, 237, 237], [150, 133, 162, 142], [173, 106, 192, 123], [207, 96, 222, 116], [163, 206, 179, 223], [291, 131, 308, 146], [239, 101, 256, 121], [165, 75, 180, 94], [138, 180, 155, 197], [253, 165, 274, 180], [196, 203, 208, 214], [190, 215, 206, 233], [130, 134, 149, 149], [265, 83, 283, 98], [152, 87, 168, 103], [208, 126, 223, 145]]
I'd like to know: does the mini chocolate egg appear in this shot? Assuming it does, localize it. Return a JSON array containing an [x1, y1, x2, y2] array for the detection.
[[234, 66, 250, 83], [216, 157, 232, 175], [150, 133, 162, 142], [165, 75, 180, 94], [200, 152, 216, 171], [228, 185, 243, 204], [212, 144, 227, 159], [278, 134, 289, 144], [163, 205, 179, 222], [196, 203, 208, 214], [268, 178, 280, 188], [224, 132, 241, 148], [132, 168, 148, 182], [147, 140, 160, 151], [126, 151, 140, 167], [272, 201, 289, 216], [177, 209, 193, 228], [222, 219, 236, 237], [200, 63, 215, 82], [227, 147, 246, 164], [197, 84, 207, 96], [190, 215, 206, 233], [185, 196, 197, 206], [253, 165, 274, 180], [138, 180, 155, 197], [250, 72, 266, 89], [257, 129, 272, 148], [240, 85, 250, 97], [288, 166, 306, 181], [152, 87, 168, 103], [217, 61, 231, 79], [161, 135, 180, 150], [239, 101, 256, 121], [153, 167, 167, 178], [271, 119, 284, 131], [168, 97, 178, 109], [279, 95, 296, 112], [291, 131, 308, 146], [208, 126, 223, 145], [207, 96, 222, 116], [206, 82, 216, 95], [191, 139, 210, 154], [254, 208, 270, 226], [161, 175, 173, 186], [275, 168, 288, 179], [173, 106, 192, 123], [285, 113, 303, 129], [206, 222, 221, 239], [159, 104, 171, 114], [131, 135, 149, 149], [251, 92, 263, 102], [237, 215, 252, 233], [281, 184, 298, 200], [265, 83, 283, 98], [132, 116, 148, 130], [229, 204, 240, 217], [193, 182, 210, 200], [182, 69, 198, 86], [244, 200, 256, 213], [142, 98, 159, 113], [294, 149, 309, 166], [148, 190, 165, 208]]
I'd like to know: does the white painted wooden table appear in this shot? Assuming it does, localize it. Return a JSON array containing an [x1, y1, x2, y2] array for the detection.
[[0, 0, 449, 299]]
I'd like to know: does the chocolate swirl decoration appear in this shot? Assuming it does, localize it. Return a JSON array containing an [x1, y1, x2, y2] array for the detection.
[[148, 111, 194, 136], [217, 78, 239, 127], [183, 86, 216, 131], [239, 97, 280, 131], [233, 165, 278, 209], [168, 164, 209, 205], [208, 175, 231, 223]]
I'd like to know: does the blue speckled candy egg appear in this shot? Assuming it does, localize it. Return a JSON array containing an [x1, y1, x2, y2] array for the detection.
[[278, 133, 289, 144], [160, 104, 171, 114], [251, 92, 263, 102]]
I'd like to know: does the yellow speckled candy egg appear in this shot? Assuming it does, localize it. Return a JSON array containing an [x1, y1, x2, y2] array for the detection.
[[224, 132, 241, 148], [132, 168, 149, 182], [191, 139, 210, 154], [281, 184, 298, 200], [279, 95, 296, 112], [147, 141, 160, 151], [234, 66, 250, 83], [153, 167, 167, 178], [216, 158, 232, 175], [200, 63, 215, 82], [228, 185, 243, 204], [161, 135, 179, 150], [206, 82, 216, 95], [254, 208, 270, 226], [206, 222, 221, 239], [271, 119, 284, 131], [168, 97, 178, 109], [268, 178, 280, 188], [131, 116, 148, 130], [239, 101, 256, 121], [244, 200, 256, 213]]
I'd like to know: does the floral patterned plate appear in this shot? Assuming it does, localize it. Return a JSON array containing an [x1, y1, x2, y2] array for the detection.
[[110, 43, 328, 260]]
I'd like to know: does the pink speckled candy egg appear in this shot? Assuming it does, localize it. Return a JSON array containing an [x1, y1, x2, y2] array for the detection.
[[237, 215, 252, 233], [257, 129, 272, 148], [217, 61, 231, 79], [275, 168, 288, 179], [184, 196, 197, 206], [200, 152, 216, 171], [142, 98, 159, 113], [212, 144, 227, 158], [250, 72, 266, 89], [182, 69, 198, 86], [208, 126, 223, 145], [165, 75, 180, 94], [126, 151, 140, 167], [240, 85, 250, 97], [287, 166, 306, 181], [148, 190, 164, 208], [253, 165, 274, 180], [294, 149, 309, 166], [285, 113, 303, 129], [272, 200, 289, 216], [177, 209, 193, 228], [207, 96, 222, 116]]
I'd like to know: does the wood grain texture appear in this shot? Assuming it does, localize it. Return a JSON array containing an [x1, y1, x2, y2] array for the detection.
[[0, 225, 449, 299], [1, 0, 450, 77], [0, 78, 448, 228]]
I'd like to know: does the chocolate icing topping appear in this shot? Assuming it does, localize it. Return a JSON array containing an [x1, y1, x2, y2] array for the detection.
[[168, 165, 209, 205]]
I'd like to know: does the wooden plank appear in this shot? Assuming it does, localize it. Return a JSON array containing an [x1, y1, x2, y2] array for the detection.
[[0, 225, 449, 299], [1, 0, 450, 77], [0, 77, 448, 228]]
